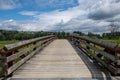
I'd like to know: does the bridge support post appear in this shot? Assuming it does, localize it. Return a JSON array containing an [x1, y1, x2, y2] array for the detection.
[[0, 49, 7, 79], [115, 47, 120, 75], [33, 42, 37, 51]]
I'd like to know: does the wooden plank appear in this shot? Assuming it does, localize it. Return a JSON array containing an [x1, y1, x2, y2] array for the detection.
[[12, 39, 92, 78], [70, 34, 118, 51], [10, 78, 96, 80], [7, 47, 41, 75], [75, 42, 118, 75], [4, 35, 54, 51], [41, 37, 54, 45], [71, 36, 120, 75], [118, 68, 120, 74], [7, 46, 35, 63], [85, 42, 116, 62], [40, 37, 54, 47], [117, 60, 120, 65], [88, 50, 117, 74]]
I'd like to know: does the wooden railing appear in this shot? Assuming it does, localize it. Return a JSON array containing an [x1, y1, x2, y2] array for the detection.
[[68, 34, 120, 75], [0, 35, 56, 79]]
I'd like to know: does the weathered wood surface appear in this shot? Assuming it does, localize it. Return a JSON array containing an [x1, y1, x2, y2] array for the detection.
[[7, 46, 41, 75], [4, 35, 55, 51], [7, 46, 35, 63], [11, 39, 93, 78], [69, 34, 118, 51], [69, 34, 120, 75]]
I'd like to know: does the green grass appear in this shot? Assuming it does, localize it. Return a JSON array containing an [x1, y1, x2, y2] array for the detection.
[[0, 40, 19, 48], [102, 39, 120, 45]]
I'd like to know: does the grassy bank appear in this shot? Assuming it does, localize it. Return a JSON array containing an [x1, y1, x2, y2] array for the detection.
[[102, 39, 120, 45], [0, 40, 19, 48]]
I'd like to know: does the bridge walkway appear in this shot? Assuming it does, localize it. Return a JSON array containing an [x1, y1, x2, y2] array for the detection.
[[11, 39, 111, 79]]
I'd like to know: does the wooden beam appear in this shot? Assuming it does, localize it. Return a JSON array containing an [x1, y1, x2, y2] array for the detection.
[[7, 46, 35, 63], [70, 34, 118, 51], [85, 42, 116, 62], [7, 47, 41, 75], [4, 35, 55, 51]]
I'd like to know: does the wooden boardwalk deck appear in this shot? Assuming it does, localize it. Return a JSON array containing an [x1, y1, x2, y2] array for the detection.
[[11, 39, 93, 79]]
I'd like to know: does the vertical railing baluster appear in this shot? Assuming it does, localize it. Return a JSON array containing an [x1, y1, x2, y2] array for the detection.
[[116, 47, 120, 75], [0, 49, 7, 79]]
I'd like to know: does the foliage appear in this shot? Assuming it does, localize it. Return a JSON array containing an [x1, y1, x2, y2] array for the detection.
[[73, 31, 85, 36], [102, 32, 120, 39], [53, 31, 69, 39], [0, 30, 69, 41], [87, 32, 102, 39], [0, 30, 120, 46], [0, 40, 19, 48], [102, 39, 120, 45]]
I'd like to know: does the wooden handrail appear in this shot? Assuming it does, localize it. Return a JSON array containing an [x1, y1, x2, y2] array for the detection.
[[4, 35, 55, 51], [69, 34, 118, 52], [0, 35, 56, 79], [69, 34, 120, 75]]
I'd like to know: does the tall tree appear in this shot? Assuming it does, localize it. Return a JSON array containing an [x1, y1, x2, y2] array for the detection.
[[109, 21, 119, 38]]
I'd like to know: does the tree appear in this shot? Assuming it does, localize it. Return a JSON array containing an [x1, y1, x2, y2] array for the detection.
[[0, 33, 5, 40], [73, 31, 85, 36], [109, 21, 118, 33], [109, 21, 119, 38]]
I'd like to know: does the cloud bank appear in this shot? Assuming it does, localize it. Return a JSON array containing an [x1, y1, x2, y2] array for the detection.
[[0, 0, 120, 34], [0, 0, 20, 10]]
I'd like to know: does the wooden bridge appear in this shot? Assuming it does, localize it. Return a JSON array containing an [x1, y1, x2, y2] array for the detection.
[[0, 34, 120, 80]]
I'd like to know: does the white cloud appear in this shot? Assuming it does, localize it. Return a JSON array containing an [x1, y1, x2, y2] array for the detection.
[[0, 0, 20, 10], [56, 0, 120, 33], [88, 0, 120, 20], [0, 0, 120, 34], [35, 7, 86, 25], [34, 0, 77, 9], [19, 11, 39, 16]]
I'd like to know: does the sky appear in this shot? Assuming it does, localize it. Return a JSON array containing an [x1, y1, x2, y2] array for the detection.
[[0, 0, 120, 34]]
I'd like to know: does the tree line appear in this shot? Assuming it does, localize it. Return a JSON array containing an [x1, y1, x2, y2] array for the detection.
[[73, 31, 120, 39], [0, 30, 120, 41], [0, 30, 69, 41]]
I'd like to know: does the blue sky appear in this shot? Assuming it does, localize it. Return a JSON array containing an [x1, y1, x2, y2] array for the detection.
[[0, 0, 120, 34], [0, 0, 78, 20]]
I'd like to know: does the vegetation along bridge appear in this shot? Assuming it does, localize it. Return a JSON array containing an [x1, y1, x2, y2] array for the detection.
[[0, 34, 120, 80]]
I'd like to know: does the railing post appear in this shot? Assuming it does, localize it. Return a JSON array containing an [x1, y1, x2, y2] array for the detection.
[[33, 41, 38, 54], [86, 41, 90, 50], [0, 49, 7, 79], [33, 42, 37, 51], [115, 47, 120, 74], [8, 50, 15, 68], [75, 38, 79, 46], [7, 50, 16, 78], [71, 37, 74, 43]]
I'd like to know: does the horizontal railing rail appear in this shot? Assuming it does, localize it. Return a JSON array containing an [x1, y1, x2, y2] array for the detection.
[[0, 35, 56, 79], [68, 34, 120, 75]]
